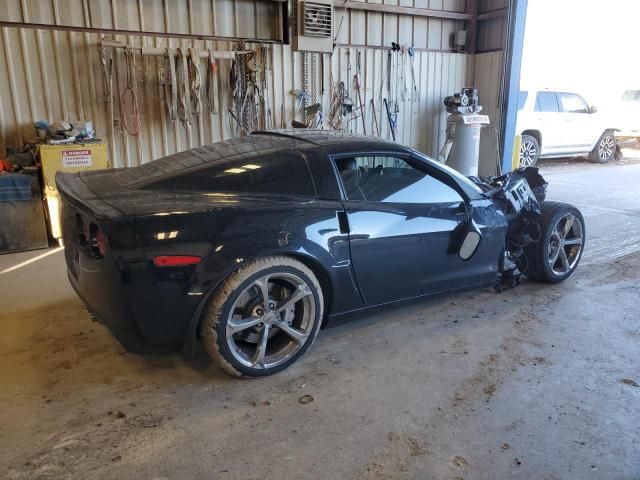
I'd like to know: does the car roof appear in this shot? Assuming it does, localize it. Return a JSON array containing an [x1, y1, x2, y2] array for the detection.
[[252, 129, 410, 155], [111, 130, 410, 187]]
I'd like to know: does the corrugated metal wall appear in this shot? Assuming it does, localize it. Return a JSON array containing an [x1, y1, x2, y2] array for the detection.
[[477, 0, 508, 52], [0, 0, 281, 41], [0, 0, 477, 168], [473, 50, 504, 175]]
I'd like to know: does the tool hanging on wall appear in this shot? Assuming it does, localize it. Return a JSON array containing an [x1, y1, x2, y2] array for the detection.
[[205, 50, 219, 115], [354, 50, 366, 134], [408, 45, 418, 101], [176, 48, 193, 128], [301, 52, 322, 127], [401, 45, 408, 101], [229, 44, 258, 136], [120, 47, 141, 136], [370, 98, 380, 137], [259, 47, 272, 129], [187, 47, 202, 118], [386, 49, 392, 94], [387, 42, 401, 140], [98, 44, 113, 103], [384, 98, 396, 141], [163, 48, 178, 120], [354, 74, 366, 134]]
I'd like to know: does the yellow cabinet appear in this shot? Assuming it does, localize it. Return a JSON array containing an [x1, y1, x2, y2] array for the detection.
[[39, 143, 109, 241]]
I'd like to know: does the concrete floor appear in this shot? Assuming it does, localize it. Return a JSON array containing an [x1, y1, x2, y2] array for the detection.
[[1, 160, 639, 479]]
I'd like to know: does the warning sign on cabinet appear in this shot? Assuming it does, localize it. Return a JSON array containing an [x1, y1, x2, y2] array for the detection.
[[62, 149, 92, 168]]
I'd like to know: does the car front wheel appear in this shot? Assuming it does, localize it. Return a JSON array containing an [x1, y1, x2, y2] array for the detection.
[[201, 256, 324, 377], [589, 131, 616, 163], [524, 201, 585, 283], [520, 134, 540, 167]]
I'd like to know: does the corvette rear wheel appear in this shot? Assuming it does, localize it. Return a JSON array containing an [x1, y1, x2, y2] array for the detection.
[[525, 201, 585, 283], [201, 256, 323, 377]]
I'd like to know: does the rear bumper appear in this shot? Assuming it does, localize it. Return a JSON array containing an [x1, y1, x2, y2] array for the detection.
[[67, 270, 173, 354]]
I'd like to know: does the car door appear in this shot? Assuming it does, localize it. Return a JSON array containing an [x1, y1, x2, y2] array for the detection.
[[534, 91, 564, 152], [557, 92, 598, 149], [333, 153, 495, 306]]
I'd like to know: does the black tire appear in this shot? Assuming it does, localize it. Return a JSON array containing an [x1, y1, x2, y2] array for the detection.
[[519, 134, 540, 167], [201, 256, 324, 377], [589, 131, 616, 163], [524, 201, 585, 283]]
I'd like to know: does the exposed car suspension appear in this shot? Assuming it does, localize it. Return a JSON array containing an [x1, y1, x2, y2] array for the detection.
[[470, 167, 548, 290]]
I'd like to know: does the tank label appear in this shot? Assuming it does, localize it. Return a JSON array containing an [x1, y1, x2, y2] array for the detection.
[[62, 149, 92, 168], [462, 115, 490, 125]]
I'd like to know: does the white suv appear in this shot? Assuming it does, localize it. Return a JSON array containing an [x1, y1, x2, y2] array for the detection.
[[516, 90, 618, 166]]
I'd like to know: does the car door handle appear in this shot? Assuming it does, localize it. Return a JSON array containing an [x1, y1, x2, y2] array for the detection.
[[336, 210, 350, 234]]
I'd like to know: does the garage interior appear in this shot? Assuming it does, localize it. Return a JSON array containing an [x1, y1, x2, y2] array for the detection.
[[1, 0, 639, 479]]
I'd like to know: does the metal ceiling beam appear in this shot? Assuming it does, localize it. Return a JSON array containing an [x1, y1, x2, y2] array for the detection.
[[0, 21, 281, 44], [466, 0, 479, 54], [344, 1, 472, 21], [478, 7, 508, 22]]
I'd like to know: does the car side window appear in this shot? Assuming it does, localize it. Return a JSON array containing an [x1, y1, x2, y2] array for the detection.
[[535, 92, 559, 112], [334, 156, 463, 204], [148, 152, 316, 197], [558, 93, 589, 113]]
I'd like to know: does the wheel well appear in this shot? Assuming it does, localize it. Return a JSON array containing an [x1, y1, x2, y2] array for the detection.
[[521, 129, 542, 149], [284, 253, 333, 328], [182, 252, 334, 358]]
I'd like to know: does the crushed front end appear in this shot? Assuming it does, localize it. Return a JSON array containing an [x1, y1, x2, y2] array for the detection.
[[469, 167, 548, 291]]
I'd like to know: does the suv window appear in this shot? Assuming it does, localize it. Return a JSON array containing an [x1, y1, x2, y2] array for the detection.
[[335, 155, 463, 204], [621, 90, 640, 102], [558, 93, 589, 113], [518, 91, 528, 111], [149, 152, 316, 197], [535, 92, 559, 112]]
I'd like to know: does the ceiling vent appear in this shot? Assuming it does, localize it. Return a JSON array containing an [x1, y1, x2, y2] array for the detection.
[[294, 0, 333, 52]]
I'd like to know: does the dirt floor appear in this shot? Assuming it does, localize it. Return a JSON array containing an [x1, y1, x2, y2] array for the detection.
[[1, 159, 639, 479]]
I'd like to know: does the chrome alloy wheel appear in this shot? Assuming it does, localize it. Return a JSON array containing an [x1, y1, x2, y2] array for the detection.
[[225, 272, 316, 370], [520, 139, 538, 166], [598, 135, 615, 161], [548, 213, 584, 275]]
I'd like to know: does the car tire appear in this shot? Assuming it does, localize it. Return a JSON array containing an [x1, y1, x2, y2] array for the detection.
[[200, 256, 324, 377], [519, 134, 540, 167], [589, 131, 616, 163], [524, 201, 585, 283]]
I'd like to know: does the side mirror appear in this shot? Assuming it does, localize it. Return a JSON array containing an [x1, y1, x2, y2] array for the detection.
[[459, 221, 482, 261], [590, 105, 598, 113]]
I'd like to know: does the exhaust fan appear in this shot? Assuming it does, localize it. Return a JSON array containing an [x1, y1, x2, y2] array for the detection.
[[293, 0, 333, 52]]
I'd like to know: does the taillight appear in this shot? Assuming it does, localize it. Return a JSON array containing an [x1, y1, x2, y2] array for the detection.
[[95, 230, 107, 257], [76, 214, 87, 246], [89, 223, 107, 258], [153, 255, 202, 267]]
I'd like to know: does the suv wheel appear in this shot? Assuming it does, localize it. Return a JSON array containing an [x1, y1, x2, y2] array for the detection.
[[520, 135, 540, 167], [589, 131, 616, 163]]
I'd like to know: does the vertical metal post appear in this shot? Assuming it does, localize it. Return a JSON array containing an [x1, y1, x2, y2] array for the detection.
[[500, 0, 528, 173]]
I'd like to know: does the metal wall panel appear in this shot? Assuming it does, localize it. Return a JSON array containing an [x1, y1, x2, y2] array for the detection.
[[477, 0, 508, 52], [472, 50, 504, 175], [1, 0, 280, 41], [335, 0, 467, 49], [0, 0, 475, 168]]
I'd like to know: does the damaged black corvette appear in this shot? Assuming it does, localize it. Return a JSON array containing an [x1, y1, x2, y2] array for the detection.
[[57, 131, 585, 377]]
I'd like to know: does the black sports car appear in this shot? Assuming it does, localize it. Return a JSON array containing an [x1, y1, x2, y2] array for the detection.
[[57, 131, 585, 377]]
